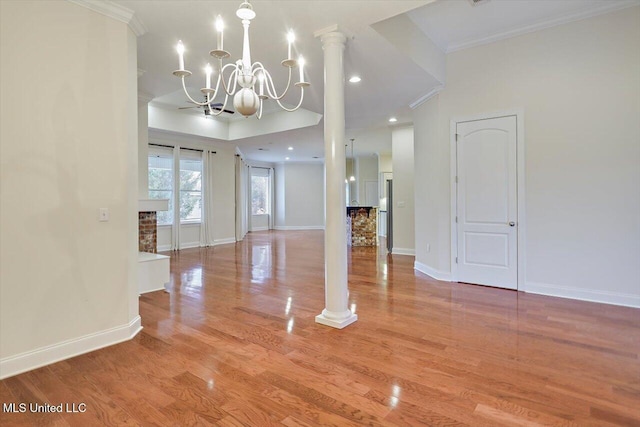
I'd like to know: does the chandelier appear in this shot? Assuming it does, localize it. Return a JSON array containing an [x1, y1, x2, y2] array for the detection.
[[172, 0, 310, 119]]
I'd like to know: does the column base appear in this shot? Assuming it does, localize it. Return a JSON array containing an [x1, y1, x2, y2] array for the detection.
[[315, 311, 358, 329]]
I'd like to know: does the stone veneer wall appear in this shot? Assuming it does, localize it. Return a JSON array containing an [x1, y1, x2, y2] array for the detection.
[[349, 207, 378, 246], [139, 211, 157, 253]]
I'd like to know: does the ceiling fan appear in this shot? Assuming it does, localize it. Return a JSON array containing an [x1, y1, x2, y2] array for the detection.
[[179, 97, 235, 116]]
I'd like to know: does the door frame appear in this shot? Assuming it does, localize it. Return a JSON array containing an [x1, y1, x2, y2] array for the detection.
[[450, 109, 526, 290]]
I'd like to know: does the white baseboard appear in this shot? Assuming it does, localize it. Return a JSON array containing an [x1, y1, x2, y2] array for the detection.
[[0, 316, 142, 380], [274, 225, 325, 231], [414, 261, 452, 282], [524, 281, 640, 308], [251, 227, 269, 232], [213, 237, 236, 246], [180, 241, 200, 250], [391, 247, 415, 256], [158, 237, 236, 252]]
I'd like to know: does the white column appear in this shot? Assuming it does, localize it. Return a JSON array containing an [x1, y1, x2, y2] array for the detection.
[[316, 31, 357, 329]]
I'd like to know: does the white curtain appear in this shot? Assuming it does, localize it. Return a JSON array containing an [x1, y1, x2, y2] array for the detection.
[[268, 167, 275, 230], [171, 146, 181, 250], [247, 165, 253, 233], [200, 150, 215, 247], [235, 155, 249, 241], [244, 163, 250, 235]]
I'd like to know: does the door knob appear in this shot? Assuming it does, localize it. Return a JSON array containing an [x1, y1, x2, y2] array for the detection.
[[509, 221, 515, 227]]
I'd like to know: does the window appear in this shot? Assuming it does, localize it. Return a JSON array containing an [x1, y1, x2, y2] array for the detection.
[[148, 148, 202, 224], [148, 154, 173, 225], [179, 158, 202, 222], [251, 172, 270, 215]]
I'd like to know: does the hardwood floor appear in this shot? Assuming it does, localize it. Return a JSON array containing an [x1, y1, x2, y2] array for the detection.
[[2, 230, 639, 426]]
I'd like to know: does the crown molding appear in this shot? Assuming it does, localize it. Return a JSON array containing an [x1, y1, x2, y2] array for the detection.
[[446, 0, 639, 53], [128, 13, 148, 37], [67, 0, 147, 36], [409, 85, 444, 110]]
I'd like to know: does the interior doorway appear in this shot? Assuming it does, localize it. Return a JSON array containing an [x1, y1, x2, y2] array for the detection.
[[451, 111, 525, 290]]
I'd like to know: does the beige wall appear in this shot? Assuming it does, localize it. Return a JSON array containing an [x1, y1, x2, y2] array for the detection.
[[392, 126, 415, 254], [356, 156, 379, 206], [275, 162, 325, 229], [414, 96, 447, 271], [378, 153, 392, 173], [0, 0, 140, 372], [413, 7, 640, 305]]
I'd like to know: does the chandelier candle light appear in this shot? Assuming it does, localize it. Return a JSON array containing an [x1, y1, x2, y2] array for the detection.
[[173, 0, 310, 119]]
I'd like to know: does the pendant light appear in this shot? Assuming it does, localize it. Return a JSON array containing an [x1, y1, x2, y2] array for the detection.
[[349, 139, 356, 182]]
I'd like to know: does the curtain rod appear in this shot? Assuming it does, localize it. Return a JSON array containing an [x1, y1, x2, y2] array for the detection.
[[149, 143, 215, 154]]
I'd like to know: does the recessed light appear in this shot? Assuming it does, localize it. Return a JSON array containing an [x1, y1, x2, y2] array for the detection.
[[349, 76, 361, 83], [288, 146, 293, 151], [285, 157, 290, 160], [388, 117, 397, 123]]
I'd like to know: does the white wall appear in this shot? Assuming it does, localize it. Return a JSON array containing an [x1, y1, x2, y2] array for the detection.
[[0, 0, 140, 377], [356, 156, 379, 206], [413, 7, 640, 307], [391, 126, 415, 255], [275, 163, 286, 228], [150, 130, 237, 251], [413, 96, 447, 274], [251, 215, 269, 231], [275, 163, 325, 229]]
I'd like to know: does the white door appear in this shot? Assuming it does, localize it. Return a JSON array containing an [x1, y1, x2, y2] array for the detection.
[[365, 180, 378, 207], [456, 116, 517, 289]]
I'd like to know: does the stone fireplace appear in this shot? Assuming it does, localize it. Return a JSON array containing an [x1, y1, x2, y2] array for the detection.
[[138, 199, 168, 253]]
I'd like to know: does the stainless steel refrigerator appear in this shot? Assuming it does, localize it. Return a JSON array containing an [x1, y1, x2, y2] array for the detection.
[[386, 179, 393, 253]]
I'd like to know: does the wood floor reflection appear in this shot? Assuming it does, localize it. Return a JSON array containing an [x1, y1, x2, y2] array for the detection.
[[2, 230, 639, 426]]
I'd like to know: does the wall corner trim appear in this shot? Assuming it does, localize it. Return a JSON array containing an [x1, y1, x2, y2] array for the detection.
[[67, 0, 147, 36], [0, 316, 142, 380], [414, 261, 452, 282]]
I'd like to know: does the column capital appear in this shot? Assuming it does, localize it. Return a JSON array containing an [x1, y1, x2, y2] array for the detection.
[[320, 31, 347, 48]]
